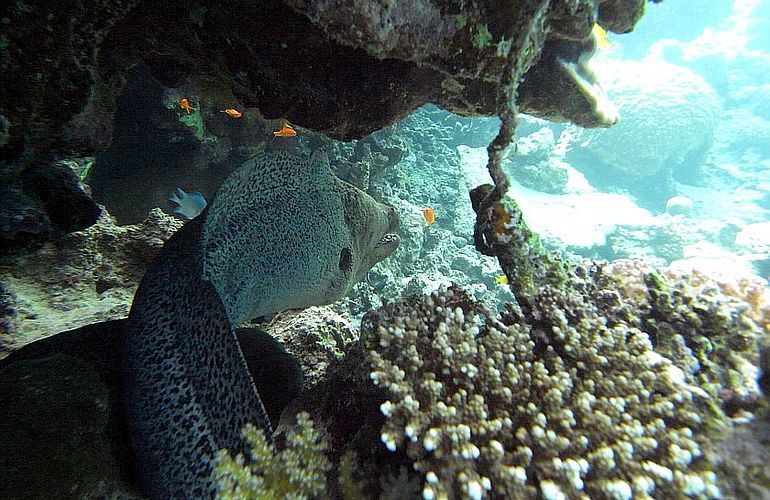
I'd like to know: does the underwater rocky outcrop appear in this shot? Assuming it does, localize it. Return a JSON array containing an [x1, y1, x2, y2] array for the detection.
[[1, 256, 768, 498], [6, 1, 769, 498], [0, 159, 101, 254], [0, 208, 182, 352], [1, 0, 645, 246], [1, 0, 638, 156], [288, 260, 768, 499]]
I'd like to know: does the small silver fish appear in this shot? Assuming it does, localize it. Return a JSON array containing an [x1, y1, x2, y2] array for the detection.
[[169, 188, 207, 219]]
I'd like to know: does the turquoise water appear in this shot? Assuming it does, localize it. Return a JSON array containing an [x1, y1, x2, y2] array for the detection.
[[1, 2, 769, 499]]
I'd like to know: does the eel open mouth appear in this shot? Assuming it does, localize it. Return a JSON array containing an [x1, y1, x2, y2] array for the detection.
[[377, 207, 401, 251], [378, 233, 401, 247]]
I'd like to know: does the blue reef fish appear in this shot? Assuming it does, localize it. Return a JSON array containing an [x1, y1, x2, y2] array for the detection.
[[169, 187, 207, 219]]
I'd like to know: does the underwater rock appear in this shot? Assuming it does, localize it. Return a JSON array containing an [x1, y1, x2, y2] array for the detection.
[[0, 181, 51, 256], [409, 106, 500, 150], [0, 353, 132, 499], [257, 306, 357, 390], [1, 0, 645, 164], [0, 207, 182, 353], [719, 109, 770, 157], [665, 195, 695, 216], [89, 66, 270, 224], [0, 159, 100, 255], [329, 133, 406, 193], [603, 216, 744, 266], [0, 319, 304, 498], [20, 161, 101, 233], [0, 283, 18, 348], [504, 127, 569, 194]]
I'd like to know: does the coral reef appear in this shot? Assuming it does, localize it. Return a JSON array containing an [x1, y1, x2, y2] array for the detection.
[[605, 260, 770, 415], [564, 57, 721, 205], [366, 284, 725, 499], [1, 256, 767, 498], [503, 127, 569, 194], [329, 131, 406, 193], [257, 306, 358, 389]]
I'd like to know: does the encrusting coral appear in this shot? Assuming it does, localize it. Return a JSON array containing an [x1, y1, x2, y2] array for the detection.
[[365, 282, 728, 499], [604, 261, 769, 417]]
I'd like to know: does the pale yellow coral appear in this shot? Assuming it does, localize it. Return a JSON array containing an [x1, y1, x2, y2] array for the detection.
[[214, 412, 331, 499]]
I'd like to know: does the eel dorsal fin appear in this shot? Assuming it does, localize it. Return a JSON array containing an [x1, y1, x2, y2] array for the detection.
[[123, 214, 271, 498]]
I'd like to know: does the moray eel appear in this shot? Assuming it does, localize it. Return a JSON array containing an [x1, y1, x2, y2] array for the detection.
[[123, 149, 400, 498]]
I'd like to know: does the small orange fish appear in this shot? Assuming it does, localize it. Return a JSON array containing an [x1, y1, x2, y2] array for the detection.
[[422, 207, 436, 225], [221, 108, 243, 118], [273, 123, 297, 137], [179, 98, 194, 114]]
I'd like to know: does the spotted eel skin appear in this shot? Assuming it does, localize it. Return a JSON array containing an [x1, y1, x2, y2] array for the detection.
[[123, 149, 399, 498]]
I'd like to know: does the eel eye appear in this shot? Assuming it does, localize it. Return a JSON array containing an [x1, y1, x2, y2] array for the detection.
[[338, 247, 353, 273]]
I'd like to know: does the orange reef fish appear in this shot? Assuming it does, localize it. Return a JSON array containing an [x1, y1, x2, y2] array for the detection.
[[273, 123, 297, 137], [592, 23, 610, 49], [179, 98, 194, 114], [422, 207, 436, 225], [221, 108, 243, 118]]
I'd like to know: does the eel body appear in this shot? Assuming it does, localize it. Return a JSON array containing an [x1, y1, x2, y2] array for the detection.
[[123, 150, 399, 497]]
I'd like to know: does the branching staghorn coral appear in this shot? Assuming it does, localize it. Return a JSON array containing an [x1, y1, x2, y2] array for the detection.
[[365, 285, 725, 499], [215, 412, 331, 499]]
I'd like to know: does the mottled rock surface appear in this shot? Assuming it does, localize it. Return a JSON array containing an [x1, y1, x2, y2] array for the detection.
[[0, 208, 182, 353], [1, 0, 644, 157]]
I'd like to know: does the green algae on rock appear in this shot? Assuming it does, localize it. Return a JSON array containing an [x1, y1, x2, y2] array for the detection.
[[470, 184, 568, 303]]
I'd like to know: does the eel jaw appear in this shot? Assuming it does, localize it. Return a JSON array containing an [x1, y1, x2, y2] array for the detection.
[[378, 232, 401, 247], [374, 207, 401, 258], [558, 53, 619, 127]]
